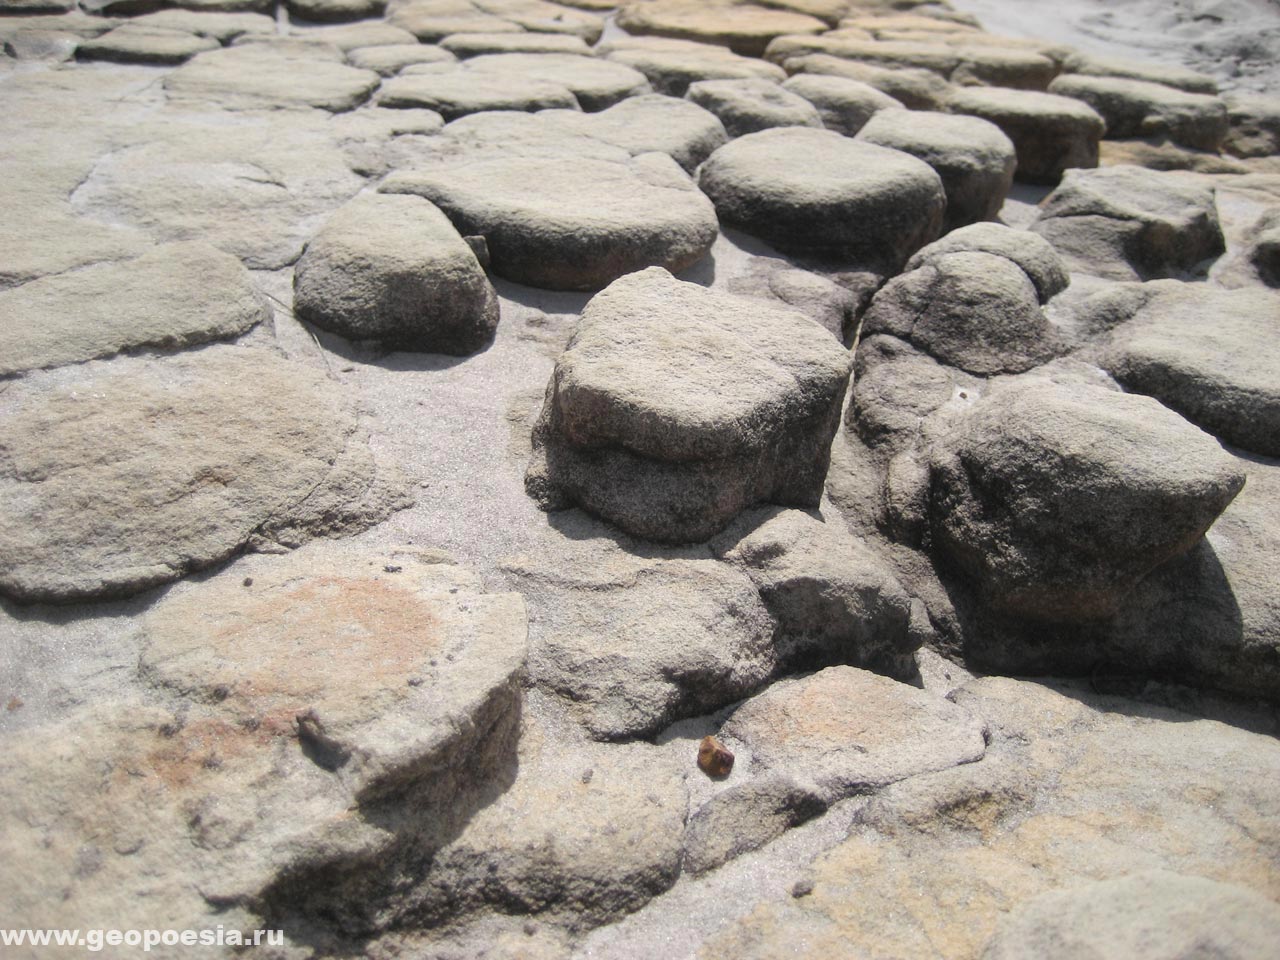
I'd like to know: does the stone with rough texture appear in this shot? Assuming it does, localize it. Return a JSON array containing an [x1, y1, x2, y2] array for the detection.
[[130, 8, 275, 42], [928, 378, 1246, 621], [286, 0, 387, 21], [1224, 93, 1280, 158], [1103, 283, 1280, 457], [617, 0, 827, 58], [862, 251, 1062, 375], [526, 267, 852, 543], [697, 126, 945, 270], [1050, 73, 1229, 151], [294, 193, 499, 355], [389, 0, 525, 42], [784, 53, 952, 109], [440, 30, 590, 57], [540, 94, 729, 172], [781, 72, 902, 136], [946, 86, 1105, 185], [906, 222, 1069, 304], [0, 242, 269, 377], [462, 52, 652, 111], [76, 24, 220, 64], [686, 77, 822, 137], [0, 347, 409, 603], [982, 871, 1280, 960], [382, 154, 717, 290], [724, 258, 858, 341], [379, 65, 580, 117], [165, 44, 381, 112], [0, 544, 526, 946], [1063, 51, 1218, 94], [599, 35, 786, 97], [346, 42, 456, 75], [1030, 165, 1225, 281], [306, 21, 419, 51], [857, 109, 1016, 229]]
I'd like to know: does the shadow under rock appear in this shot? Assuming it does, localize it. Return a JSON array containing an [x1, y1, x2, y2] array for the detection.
[[307, 325, 483, 373], [543, 507, 714, 562], [490, 276, 595, 316]]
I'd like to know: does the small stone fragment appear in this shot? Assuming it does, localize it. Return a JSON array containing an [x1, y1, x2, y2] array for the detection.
[[698, 735, 735, 778]]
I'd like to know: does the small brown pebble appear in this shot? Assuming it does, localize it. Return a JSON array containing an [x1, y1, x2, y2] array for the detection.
[[6, 696, 23, 712], [697, 735, 734, 778]]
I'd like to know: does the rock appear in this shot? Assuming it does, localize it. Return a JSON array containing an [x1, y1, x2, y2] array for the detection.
[[905, 222, 1069, 304], [462, 53, 652, 111], [945, 86, 1105, 185], [68, 112, 365, 270], [525, 267, 852, 543], [346, 42, 456, 75], [540, 94, 729, 173], [928, 378, 1246, 621], [724, 258, 858, 341], [293, 193, 499, 355], [130, 8, 275, 42], [470, 0, 605, 42], [389, 0, 525, 42], [856, 109, 1016, 230], [285, 0, 387, 21], [0, 544, 526, 946], [848, 333, 962, 453], [698, 736, 735, 777], [1102, 283, 1280, 457], [697, 126, 945, 270], [765, 34, 960, 75], [321, 104, 449, 177], [229, 33, 346, 58], [711, 507, 920, 679], [862, 252, 1062, 375], [0, 347, 409, 603], [1029, 165, 1225, 281], [440, 30, 591, 57], [1224, 93, 1280, 159], [616, 0, 827, 58], [76, 24, 221, 65], [1099, 137, 1252, 175], [165, 44, 382, 112], [379, 65, 581, 117], [598, 35, 786, 97], [1049, 74, 1229, 151], [949, 45, 1057, 91], [1062, 51, 1219, 94], [381, 153, 717, 290], [684, 77, 822, 137], [783, 53, 952, 110], [305, 21, 420, 51], [0, 242, 269, 377], [983, 871, 1280, 960], [503, 547, 775, 739], [1243, 207, 1280, 286], [781, 72, 902, 136]]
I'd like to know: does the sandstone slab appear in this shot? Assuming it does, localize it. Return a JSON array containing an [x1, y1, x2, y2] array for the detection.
[[617, 0, 827, 58], [599, 34, 786, 96], [164, 44, 381, 112], [781, 72, 902, 136], [379, 65, 580, 117], [463, 52, 652, 111], [76, 23, 220, 64], [686, 77, 822, 137]]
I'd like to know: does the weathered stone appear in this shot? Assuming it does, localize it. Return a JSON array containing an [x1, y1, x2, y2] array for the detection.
[[294, 193, 499, 355], [472, 0, 605, 42], [0, 347, 409, 603], [983, 871, 1280, 960], [599, 34, 786, 96], [540, 94, 729, 172], [526, 267, 852, 543], [905, 222, 1069, 304], [781, 72, 902, 136], [1050, 73, 1229, 151], [928, 378, 1246, 621], [305, 21, 419, 51], [686, 77, 822, 137], [848, 333, 962, 452], [379, 65, 580, 117], [1223, 93, 1280, 158], [462, 52, 652, 111], [165, 44, 381, 112], [765, 34, 960, 75], [1030, 165, 1225, 281], [389, 0, 525, 42], [697, 126, 945, 270], [286, 0, 387, 21], [617, 0, 827, 58], [130, 8, 275, 42], [382, 154, 717, 290], [440, 30, 590, 57], [1099, 136, 1254, 175], [1062, 51, 1219, 94], [1103, 283, 1280, 457], [783, 53, 952, 109], [946, 86, 1105, 185], [724, 258, 858, 341], [857, 109, 1016, 229], [950, 44, 1057, 91], [2, 27, 78, 60], [76, 23, 220, 65], [346, 42, 456, 75], [0, 242, 269, 377], [862, 252, 1062, 375]]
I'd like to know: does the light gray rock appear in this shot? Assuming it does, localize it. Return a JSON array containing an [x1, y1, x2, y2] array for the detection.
[[783, 53, 953, 110], [2, 27, 78, 60], [462, 52, 652, 111], [1050, 73, 1229, 151], [1030, 165, 1225, 281], [76, 23, 220, 65], [294, 193, 499, 355], [765, 34, 960, 75], [686, 77, 823, 138], [697, 126, 945, 271], [598, 34, 786, 97], [724, 257, 858, 341], [862, 251, 1063, 375], [856, 109, 1016, 229], [849, 333, 962, 452], [381, 153, 717, 290], [1103, 283, 1280, 457], [781, 72, 902, 136], [503, 548, 775, 739], [905, 222, 1069, 304], [129, 8, 275, 42], [378, 65, 580, 118], [471, 0, 605, 42], [616, 0, 827, 58], [949, 44, 1057, 91], [526, 267, 852, 543], [711, 507, 920, 679], [0, 242, 269, 377], [164, 44, 382, 112], [346, 41, 456, 75], [540, 94, 729, 172], [982, 871, 1280, 960], [285, 0, 387, 21], [945, 86, 1105, 185], [389, 0, 525, 42], [0, 347, 409, 603], [440, 30, 590, 57], [1062, 51, 1219, 94], [305, 21, 419, 51], [1223, 93, 1280, 159], [928, 378, 1246, 621]]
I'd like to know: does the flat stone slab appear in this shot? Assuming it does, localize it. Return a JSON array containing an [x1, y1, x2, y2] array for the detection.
[[382, 153, 717, 290], [782, 52, 952, 110], [686, 76, 822, 137], [526, 267, 852, 542], [781, 72, 902, 136], [439, 30, 590, 57], [0, 346, 408, 603], [616, 0, 827, 58], [0, 241, 268, 376], [76, 23, 220, 64], [540, 94, 728, 172], [905, 222, 1068, 304], [598, 34, 785, 96], [346, 42, 455, 75], [462, 52, 652, 111], [164, 44, 381, 112], [378, 65, 580, 118]]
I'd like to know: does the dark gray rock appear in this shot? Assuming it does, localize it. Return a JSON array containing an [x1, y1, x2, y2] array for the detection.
[[1049, 73, 1229, 151], [905, 222, 1069, 304], [685, 77, 823, 137], [285, 0, 387, 22]]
